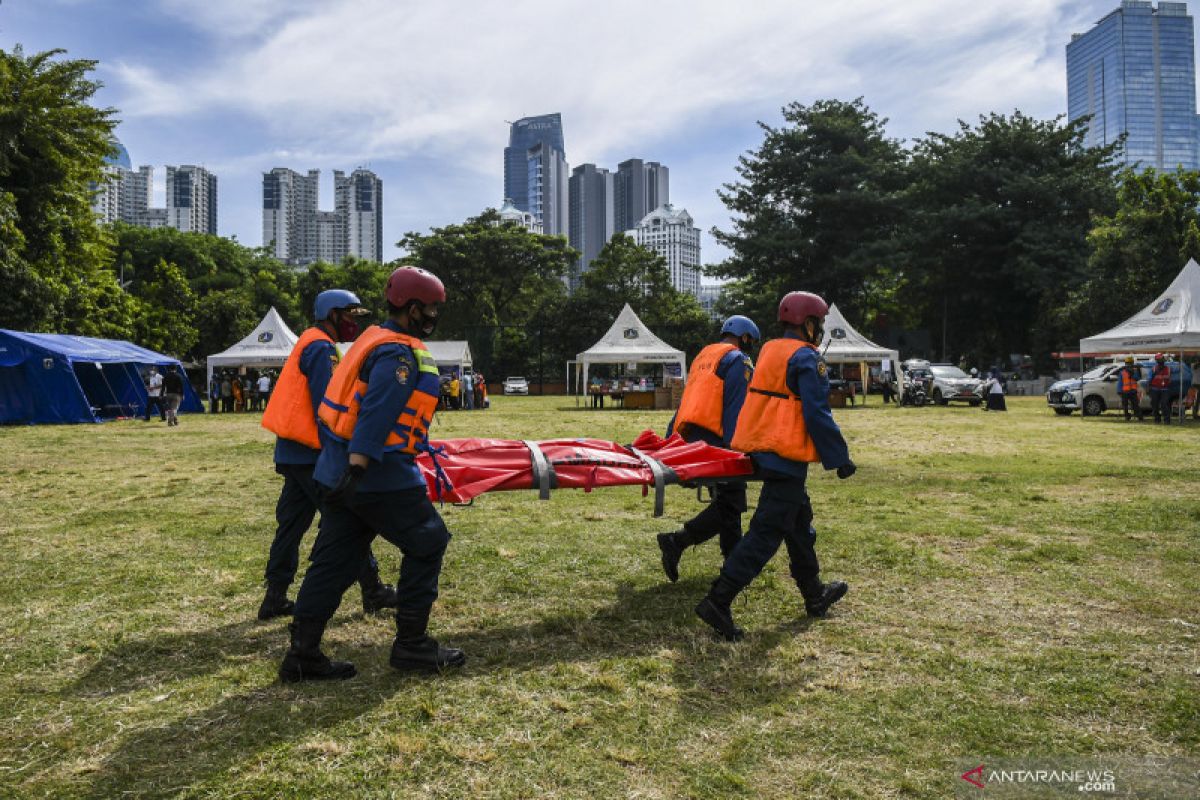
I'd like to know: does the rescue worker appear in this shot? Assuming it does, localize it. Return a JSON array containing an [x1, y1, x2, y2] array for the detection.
[[1149, 353, 1173, 424], [257, 290, 398, 621], [279, 267, 463, 682], [656, 315, 760, 582], [1118, 356, 1143, 422], [694, 291, 855, 641]]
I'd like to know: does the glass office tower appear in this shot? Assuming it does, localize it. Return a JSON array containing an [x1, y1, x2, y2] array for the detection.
[[1067, 1, 1199, 171], [504, 114, 565, 213]]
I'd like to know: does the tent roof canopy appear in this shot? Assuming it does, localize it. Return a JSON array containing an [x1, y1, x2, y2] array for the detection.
[[425, 340, 472, 367], [1080, 258, 1200, 354], [576, 304, 685, 364], [207, 307, 299, 369], [819, 304, 899, 363], [0, 330, 182, 366]]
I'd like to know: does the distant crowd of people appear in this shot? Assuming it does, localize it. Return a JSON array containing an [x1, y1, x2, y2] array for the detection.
[[439, 371, 488, 410], [208, 370, 274, 414]]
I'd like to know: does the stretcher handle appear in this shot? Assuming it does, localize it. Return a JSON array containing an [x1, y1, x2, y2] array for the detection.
[[627, 447, 678, 517], [522, 440, 557, 500]]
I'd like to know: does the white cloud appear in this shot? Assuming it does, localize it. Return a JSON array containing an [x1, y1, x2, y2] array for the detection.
[[117, 0, 1082, 169]]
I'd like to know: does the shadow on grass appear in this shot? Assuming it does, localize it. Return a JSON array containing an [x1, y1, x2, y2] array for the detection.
[[66, 578, 823, 796]]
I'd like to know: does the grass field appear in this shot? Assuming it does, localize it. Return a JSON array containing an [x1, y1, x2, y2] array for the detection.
[[1, 396, 1198, 798]]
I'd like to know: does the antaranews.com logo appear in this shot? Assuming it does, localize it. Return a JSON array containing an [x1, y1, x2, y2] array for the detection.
[[955, 757, 1200, 798]]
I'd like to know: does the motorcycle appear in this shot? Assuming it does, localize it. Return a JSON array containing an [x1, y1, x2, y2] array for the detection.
[[900, 375, 928, 407]]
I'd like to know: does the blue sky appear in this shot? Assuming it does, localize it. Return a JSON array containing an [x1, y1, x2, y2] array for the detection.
[[0, 0, 1163, 272]]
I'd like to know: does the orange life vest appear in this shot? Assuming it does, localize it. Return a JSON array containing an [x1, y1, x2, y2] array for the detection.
[[675, 342, 738, 439], [1119, 366, 1139, 393], [317, 325, 441, 455], [730, 338, 819, 462], [261, 327, 335, 449]]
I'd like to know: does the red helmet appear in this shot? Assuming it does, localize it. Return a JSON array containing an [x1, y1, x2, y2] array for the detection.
[[1154, 353, 1165, 361], [778, 291, 829, 325], [386, 266, 446, 308]]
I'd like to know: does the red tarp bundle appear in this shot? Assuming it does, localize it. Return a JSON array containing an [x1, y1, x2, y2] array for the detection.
[[415, 430, 753, 514]]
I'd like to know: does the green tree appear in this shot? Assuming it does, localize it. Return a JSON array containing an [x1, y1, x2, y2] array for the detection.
[[130, 259, 198, 356], [900, 112, 1119, 367], [552, 235, 712, 369], [1063, 168, 1200, 340], [711, 98, 908, 329], [0, 46, 125, 332], [397, 209, 575, 379], [297, 257, 390, 325]]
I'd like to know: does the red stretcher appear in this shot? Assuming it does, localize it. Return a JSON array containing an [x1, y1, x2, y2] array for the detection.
[[415, 430, 753, 516]]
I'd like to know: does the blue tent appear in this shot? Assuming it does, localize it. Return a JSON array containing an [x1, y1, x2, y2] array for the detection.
[[0, 330, 203, 424]]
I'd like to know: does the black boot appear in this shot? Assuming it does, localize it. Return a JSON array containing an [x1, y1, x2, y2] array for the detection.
[[390, 606, 466, 673], [257, 582, 294, 621], [802, 580, 848, 618], [278, 618, 356, 683], [359, 571, 399, 615], [656, 530, 689, 583], [694, 574, 744, 641]]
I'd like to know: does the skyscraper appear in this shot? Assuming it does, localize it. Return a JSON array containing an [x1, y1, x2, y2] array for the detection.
[[336, 168, 384, 263], [627, 204, 701, 297], [165, 165, 218, 235], [526, 142, 569, 237], [262, 167, 382, 265], [91, 138, 154, 227], [568, 163, 614, 289], [1067, 1, 1199, 171], [613, 159, 669, 234], [504, 113, 566, 215]]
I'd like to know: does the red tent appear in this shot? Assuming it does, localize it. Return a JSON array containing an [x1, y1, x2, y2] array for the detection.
[[416, 430, 752, 516]]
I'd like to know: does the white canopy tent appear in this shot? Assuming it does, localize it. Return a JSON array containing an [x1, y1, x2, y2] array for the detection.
[[1080, 258, 1200, 418], [425, 341, 473, 375], [573, 304, 686, 400], [1080, 259, 1200, 354], [818, 303, 899, 403], [206, 307, 299, 389]]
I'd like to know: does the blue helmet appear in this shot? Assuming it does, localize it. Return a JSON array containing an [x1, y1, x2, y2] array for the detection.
[[314, 289, 364, 321], [721, 315, 760, 342]]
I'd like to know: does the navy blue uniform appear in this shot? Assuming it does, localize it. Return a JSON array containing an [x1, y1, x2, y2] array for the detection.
[[720, 333, 851, 598], [293, 320, 450, 623], [666, 347, 753, 556], [264, 335, 380, 591]]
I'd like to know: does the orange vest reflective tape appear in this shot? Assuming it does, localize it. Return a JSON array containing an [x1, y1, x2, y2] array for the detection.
[[1119, 367, 1138, 393], [730, 338, 819, 462], [261, 327, 336, 449], [318, 325, 441, 455], [675, 342, 738, 439]]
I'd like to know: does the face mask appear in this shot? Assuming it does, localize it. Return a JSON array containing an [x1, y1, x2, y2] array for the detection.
[[335, 314, 361, 342], [739, 336, 754, 355], [410, 304, 438, 336]]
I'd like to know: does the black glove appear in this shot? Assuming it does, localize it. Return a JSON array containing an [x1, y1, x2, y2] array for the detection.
[[325, 464, 365, 505], [836, 461, 856, 480]]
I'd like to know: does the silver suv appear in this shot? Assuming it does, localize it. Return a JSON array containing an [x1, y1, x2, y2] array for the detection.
[[926, 363, 984, 406]]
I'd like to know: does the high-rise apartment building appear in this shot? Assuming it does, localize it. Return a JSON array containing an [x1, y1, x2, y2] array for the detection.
[[614, 159, 669, 235], [91, 139, 156, 227], [336, 169, 383, 263], [526, 142, 569, 237], [1067, 1, 1200, 171], [627, 204, 701, 297], [263, 167, 382, 265], [504, 113, 565, 216], [166, 165, 218, 235], [568, 163, 614, 289]]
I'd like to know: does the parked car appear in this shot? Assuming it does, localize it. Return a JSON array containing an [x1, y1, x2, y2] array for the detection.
[[503, 376, 529, 395], [1046, 359, 1193, 416], [926, 363, 983, 406]]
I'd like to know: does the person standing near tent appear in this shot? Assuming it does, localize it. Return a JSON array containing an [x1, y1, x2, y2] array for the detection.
[[257, 289, 398, 622], [208, 372, 220, 414], [1118, 356, 1143, 422], [279, 266, 464, 682], [162, 366, 184, 426], [220, 373, 233, 413], [657, 315, 760, 583], [144, 367, 166, 422], [1149, 354, 1173, 424], [257, 371, 272, 412], [693, 292, 854, 641], [462, 371, 474, 410], [449, 374, 461, 410]]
